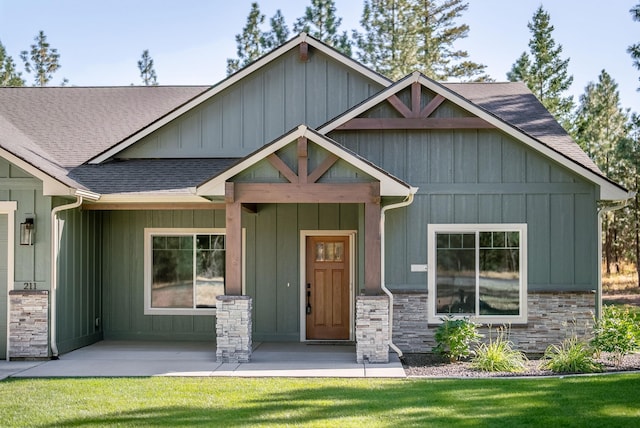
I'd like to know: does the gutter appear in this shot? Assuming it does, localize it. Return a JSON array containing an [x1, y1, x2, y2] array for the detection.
[[596, 192, 635, 318], [380, 187, 418, 359], [50, 190, 100, 359]]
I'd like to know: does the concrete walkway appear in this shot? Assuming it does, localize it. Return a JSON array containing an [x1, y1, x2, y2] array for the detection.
[[1, 341, 406, 379]]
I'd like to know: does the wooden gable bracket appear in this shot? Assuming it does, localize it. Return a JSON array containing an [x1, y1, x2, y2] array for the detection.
[[299, 42, 309, 62], [265, 137, 339, 185], [337, 82, 495, 130]]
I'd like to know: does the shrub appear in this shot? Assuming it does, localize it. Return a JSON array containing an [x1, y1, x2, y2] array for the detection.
[[433, 316, 481, 362], [591, 305, 640, 366], [471, 327, 528, 372], [541, 337, 603, 374]]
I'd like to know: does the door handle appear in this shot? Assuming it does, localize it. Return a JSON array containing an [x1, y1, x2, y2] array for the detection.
[[306, 283, 312, 314]]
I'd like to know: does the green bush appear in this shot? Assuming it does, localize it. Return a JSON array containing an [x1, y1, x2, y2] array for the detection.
[[541, 337, 603, 374], [433, 316, 481, 362], [471, 327, 528, 372], [591, 305, 640, 366]]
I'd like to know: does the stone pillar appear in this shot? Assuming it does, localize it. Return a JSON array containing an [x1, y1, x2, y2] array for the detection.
[[215, 295, 252, 363], [9, 290, 49, 360], [356, 295, 389, 363]]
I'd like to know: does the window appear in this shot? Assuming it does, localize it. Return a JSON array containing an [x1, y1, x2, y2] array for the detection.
[[144, 229, 226, 315], [427, 224, 527, 324]]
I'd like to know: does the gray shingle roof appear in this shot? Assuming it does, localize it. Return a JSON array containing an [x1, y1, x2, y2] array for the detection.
[[68, 158, 238, 194], [0, 86, 209, 168]]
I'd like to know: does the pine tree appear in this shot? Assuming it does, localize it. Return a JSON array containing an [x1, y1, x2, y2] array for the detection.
[[629, 3, 640, 90], [226, 2, 267, 75], [20, 31, 61, 87], [412, 0, 488, 81], [507, 6, 573, 127], [263, 10, 290, 50], [293, 0, 351, 55], [0, 40, 24, 86], [355, 0, 487, 81], [138, 49, 158, 86], [574, 70, 630, 274], [355, 0, 418, 80]]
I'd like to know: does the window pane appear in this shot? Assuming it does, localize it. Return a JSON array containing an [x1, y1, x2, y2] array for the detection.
[[436, 234, 449, 249], [493, 232, 505, 247], [479, 246, 520, 315], [435, 233, 476, 316], [151, 245, 193, 308], [195, 236, 225, 308]]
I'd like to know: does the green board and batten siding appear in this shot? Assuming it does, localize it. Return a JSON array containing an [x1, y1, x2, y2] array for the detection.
[[0, 214, 7, 358], [332, 128, 598, 293], [117, 47, 385, 159]]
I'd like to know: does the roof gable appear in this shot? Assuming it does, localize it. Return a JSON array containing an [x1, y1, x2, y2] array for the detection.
[[319, 72, 628, 201], [196, 125, 415, 198], [90, 33, 392, 164]]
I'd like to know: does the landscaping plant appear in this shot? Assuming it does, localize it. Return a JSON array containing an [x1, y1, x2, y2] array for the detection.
[[471, 326, 528, 372], [433, 316, 481, 362], [541, 337, 603, 374], [591, 305, 640, 366]]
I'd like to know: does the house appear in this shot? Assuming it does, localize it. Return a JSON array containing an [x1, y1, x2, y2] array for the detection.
[[0, 34, 631, 363]]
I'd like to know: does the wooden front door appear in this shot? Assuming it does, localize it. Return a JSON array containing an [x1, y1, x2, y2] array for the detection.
[[305, 236, 350, 340]]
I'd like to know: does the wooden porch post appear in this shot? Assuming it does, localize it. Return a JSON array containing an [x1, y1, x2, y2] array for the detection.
[[225, 183, 242, 296], [364, 200, 382, 295]]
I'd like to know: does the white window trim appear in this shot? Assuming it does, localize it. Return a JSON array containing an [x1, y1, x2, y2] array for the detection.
[[427, 223, 528, 324], [144, 228, 245, 316]]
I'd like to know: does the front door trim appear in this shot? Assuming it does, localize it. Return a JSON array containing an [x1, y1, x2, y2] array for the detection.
[[300, 230, 356, 342]]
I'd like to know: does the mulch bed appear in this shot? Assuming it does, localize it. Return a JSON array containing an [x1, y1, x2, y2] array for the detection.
[[402, 352, 640, 378]]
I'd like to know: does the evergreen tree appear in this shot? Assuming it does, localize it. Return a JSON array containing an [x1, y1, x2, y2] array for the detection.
[[355, 0, 418, 80], [355, 0, 487, 81], [293, 0, 351, 56], [263, 10, 290, 50], [629, 3, 640, 90], [412, 0, 488, 81], [138, 49, 158, 86], [507, 6, 573, 127], [20, 31, 61, 87], [226, 2, 267, 75], [0, 40, 24, 86], [574, 70, 630, 274]]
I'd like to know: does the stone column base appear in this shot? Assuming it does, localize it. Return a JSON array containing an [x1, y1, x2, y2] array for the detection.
[[215, 295, 252, 363], [356, 295, 389, 363], [9, 290, 49, 360]]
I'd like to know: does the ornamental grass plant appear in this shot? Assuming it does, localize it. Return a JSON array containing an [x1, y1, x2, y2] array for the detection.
[[541, 337, 603, 374], [471, 326, 528, 372]]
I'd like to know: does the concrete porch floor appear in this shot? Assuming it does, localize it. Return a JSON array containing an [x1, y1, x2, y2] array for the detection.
[[1, 341, 406, 379]]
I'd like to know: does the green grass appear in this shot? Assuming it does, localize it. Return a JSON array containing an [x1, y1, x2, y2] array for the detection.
[[1, 375, 639, 427]]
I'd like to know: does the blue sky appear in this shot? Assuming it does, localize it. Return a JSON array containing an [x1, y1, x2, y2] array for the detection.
[[1, 0, 638, 113]]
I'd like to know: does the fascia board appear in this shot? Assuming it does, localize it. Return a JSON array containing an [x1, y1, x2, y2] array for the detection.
[[0, 147, 72, 195], [90, 34, 391, 165], [94, 193, 212, 204]]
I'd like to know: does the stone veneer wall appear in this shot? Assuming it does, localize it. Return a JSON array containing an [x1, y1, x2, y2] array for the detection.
[[9, 290, 49, 359], [392, 291, 595, 355], [215, 295, 252, 363], [355, 295, 389, 363]]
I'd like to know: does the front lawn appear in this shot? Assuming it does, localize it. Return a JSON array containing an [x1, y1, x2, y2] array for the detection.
[[1, 375, 639, 427]]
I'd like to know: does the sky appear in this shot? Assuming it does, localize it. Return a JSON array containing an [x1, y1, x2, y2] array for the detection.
[[1, 0, 638, 114]]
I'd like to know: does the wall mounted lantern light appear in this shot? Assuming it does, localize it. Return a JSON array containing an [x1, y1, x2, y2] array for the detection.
[[20, 215, 35, 246]]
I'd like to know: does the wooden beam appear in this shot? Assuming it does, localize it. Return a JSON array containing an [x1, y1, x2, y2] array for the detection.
[[336, 117, 495, 130], [364, 201, 382, 295], [81, 202, 226, 211], [225, 201, 242, 295], [420, 94, 445, 118], [225, 182, 235, 203], [233, 182, 380, 203], [241, 203, 257, 214], [267, 153, 299, 183], [411, 82, 421, 117], [386, 95, 412, 118], [299, 42, 309, 62], [297, 137, 308, 184], [307, 153, 338, 183]]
